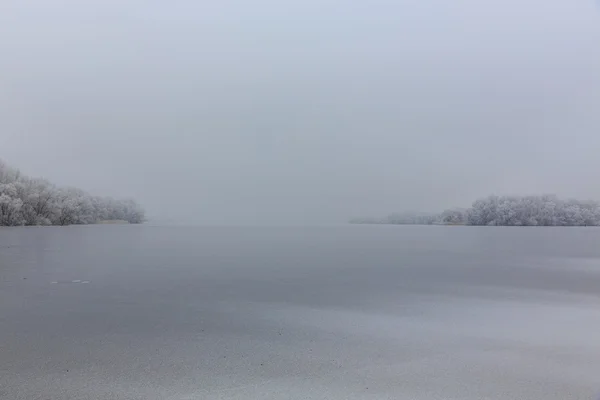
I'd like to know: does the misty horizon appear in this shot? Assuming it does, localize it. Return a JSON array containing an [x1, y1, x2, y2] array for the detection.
[[2, 0, 600, 224]]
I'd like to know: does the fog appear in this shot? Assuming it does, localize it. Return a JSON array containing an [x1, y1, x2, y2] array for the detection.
[[1, 0, 599, 225]]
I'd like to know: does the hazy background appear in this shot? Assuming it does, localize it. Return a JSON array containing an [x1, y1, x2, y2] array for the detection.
[[1, 0, 599, 225]]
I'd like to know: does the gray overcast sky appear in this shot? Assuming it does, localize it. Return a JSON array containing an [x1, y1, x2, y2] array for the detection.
[[1, 0, 599, 224]]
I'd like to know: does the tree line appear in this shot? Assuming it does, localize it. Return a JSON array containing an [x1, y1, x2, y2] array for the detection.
[[350, 195, 600, 227], [0, 159, 145, 226]]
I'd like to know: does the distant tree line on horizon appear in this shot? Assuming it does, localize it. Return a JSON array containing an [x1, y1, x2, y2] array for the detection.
[[0, 159, 145, 226], [350, 195, 600, 227]]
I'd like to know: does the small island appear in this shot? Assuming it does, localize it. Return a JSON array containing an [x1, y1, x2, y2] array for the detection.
[[0, 159, 145, 226], [350, 195, 600, 227]]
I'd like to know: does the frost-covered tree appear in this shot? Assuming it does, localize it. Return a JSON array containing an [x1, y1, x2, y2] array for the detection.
[[19, 178, 56, 225], [386, 212, 439, 225], [465, 195, 600, 226], [0, 159, 145, 226], [439, 208, 467, 225], [351, 194, 600, 227], [0, 183, 24, 226]]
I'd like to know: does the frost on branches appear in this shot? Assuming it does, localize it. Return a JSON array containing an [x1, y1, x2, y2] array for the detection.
[[0, 160, 145, 226], [465, 195, 600, 226], [351, 195, 600, 227]]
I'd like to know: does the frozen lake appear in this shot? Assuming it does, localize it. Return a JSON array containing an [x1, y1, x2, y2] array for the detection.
[[1, 225, 600, 399]]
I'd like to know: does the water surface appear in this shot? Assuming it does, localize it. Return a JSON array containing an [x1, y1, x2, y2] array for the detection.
[[1, 225, 600, 399]]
